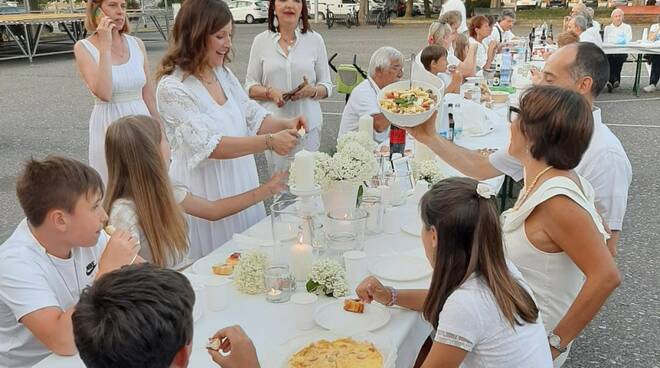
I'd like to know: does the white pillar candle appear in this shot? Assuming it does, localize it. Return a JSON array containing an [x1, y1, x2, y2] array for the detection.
[[290, 241, 313, 281], [358, 115, 374, 138], [414, 139, 435, 162], [293, 150, 315, 191]]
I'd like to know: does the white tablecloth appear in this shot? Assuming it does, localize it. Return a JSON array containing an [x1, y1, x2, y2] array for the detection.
[[601, 41, 660, 55], [36, 108, 511, 368]]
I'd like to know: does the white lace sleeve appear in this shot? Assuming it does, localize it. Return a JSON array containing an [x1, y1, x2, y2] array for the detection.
[[225, 68, 269, 135], [156, 77, 223, 170]]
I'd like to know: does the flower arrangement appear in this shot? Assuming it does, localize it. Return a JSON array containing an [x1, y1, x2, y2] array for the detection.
[[305, 259, 349, 298], [412, 159, 445, 184], [233, 251, 269, 295], [336, 131, 377, 153], [289, 141, 378, 189]]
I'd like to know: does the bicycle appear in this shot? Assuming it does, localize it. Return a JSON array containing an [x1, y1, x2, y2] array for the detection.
[[376, 9, 389, 28], [326, 4, 335, 28], [345, 5, 357, 29]]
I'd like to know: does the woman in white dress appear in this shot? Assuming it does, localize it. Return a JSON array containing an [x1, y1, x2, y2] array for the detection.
[[502, 86, 621, 366], [467, 15, 497, 71], [246, 0, 332, 171], [356, 177, 552, 368], [156, 0, 307, 259], [74, 0, 159, 184]]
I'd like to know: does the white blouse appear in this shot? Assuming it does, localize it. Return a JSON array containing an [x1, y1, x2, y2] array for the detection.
[[245, 28, 333, 131], [603, 23, 633, 44], [469, 36, 488, 69]]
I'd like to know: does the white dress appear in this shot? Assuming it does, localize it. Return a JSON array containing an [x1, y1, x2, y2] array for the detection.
[[156, 66, 269, 260], [501, 176, 609, 367], [79, 35, 150, 184]]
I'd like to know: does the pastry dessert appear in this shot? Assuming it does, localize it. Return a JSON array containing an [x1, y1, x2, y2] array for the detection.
[[206, 337, 222, 351], [288, 338, 383, 368], [226, 252, 241, 266], [104, 225, 116, 235], [212, 263, 233, 276], [343, 299, 365, 314]]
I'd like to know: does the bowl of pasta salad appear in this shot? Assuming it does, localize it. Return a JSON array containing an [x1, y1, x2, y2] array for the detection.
[[378, 80, 442, 128]]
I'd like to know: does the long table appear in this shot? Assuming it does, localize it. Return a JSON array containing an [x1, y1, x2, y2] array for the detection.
[[602, 41, 660, 97], [36, 110, 510, 368]]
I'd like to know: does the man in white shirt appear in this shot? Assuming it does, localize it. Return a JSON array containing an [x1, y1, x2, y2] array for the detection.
[[568, 15, 603, 47], [603, 8, 633, 92], [338, 46, 404, 143], [0, 157, 139, 367], [440, 0, 467, 34], [484, 9, 516, 47], [407, 42, 632, 257]]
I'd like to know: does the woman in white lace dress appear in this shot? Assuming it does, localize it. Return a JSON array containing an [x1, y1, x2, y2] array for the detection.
[[355, 177, 552, 368], [246, 0, 332, 171], [501, 86, 621, 366], [74, 0, 159, 184], [156, 0, 306, 260]]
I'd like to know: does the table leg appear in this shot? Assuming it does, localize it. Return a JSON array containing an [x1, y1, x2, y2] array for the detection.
[[634, 54, 643, 97]]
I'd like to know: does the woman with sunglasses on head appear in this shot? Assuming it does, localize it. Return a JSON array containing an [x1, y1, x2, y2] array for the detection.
[[245, 0, 332, 172], [356, 177, 552, 367], [503, 86, 620, 366], [74, 0, 160, 185]]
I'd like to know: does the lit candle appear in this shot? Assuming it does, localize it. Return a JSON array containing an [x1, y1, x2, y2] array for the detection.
[[358, 115, 374, 138], [290, 240, 313, 282], [293, 150, 315, 191], [268, 288, 282, 297]]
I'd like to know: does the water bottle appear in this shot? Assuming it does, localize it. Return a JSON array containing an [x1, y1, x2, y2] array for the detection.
[[453, 103, 463, 139], [471, 83, 481, 105], [501, 49, 513, 87], [437, 102, 450, 138]]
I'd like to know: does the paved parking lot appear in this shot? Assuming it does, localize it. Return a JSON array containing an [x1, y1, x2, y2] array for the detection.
[[0, 22, 658, 367]]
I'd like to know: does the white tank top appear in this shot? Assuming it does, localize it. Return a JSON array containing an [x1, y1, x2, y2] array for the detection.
[[501, 175, 608, 334]]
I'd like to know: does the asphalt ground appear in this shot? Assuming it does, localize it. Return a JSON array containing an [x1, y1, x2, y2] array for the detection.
[[0, 22, 658, 367]]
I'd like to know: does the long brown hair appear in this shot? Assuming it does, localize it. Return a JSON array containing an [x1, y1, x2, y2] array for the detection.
[[104, 115, 189, 267], [156, 0, 234, 80], [420, 177, 539, 329], [453, 33, 469, 62], [267, 0, 310, 34]]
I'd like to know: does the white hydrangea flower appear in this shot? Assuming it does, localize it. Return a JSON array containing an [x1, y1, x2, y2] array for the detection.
[[336, 131, 377, 153], [412, 159, 445, 184], [308, 258, 349, 298], [233, 251, 269, 295], [328, 142, 378, 185]]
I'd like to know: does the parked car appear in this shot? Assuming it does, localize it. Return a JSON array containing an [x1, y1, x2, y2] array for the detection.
[[547, 0, 568, 8], [228, 0, 268, 24], [608, 0, 629, 6], [515, 0, 541, 10], [0, 5, 24, 14], [307, 0, 328, 20]]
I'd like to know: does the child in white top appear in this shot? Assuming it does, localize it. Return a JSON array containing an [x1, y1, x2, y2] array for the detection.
[[356, 177, 552, 368], [104, 115, 286, 268], [0, 157, 138, 367], [420, 44, 462, 94]]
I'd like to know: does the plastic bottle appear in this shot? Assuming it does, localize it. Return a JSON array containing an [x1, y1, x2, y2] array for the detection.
[[453, 102, 463, 139], [500, 49, 513, 87], [471, 83, 481, 104], [447, 104, 455, 142], [437, 102, 450, 138]]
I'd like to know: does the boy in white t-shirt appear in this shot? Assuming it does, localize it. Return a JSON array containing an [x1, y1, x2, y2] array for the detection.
[[420, 44, 462, 94], [0, 156, 140, 368]]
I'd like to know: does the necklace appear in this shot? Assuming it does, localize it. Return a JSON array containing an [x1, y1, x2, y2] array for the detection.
[[46, 252, 81, 302], [280, 35, 296, 51], [513, 166, 553, 210]]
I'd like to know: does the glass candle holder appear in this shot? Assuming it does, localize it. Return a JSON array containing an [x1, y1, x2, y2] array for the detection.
[[324, 207, 368, 261], [359, 195, 384, 235], [264, 265, 295, 303]]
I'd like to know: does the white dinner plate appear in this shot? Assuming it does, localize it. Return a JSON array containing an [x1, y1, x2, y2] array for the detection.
[[369, 255, 432, 282], [191, 252, 236, 277], [401, 217, 422, 237], [314, 299, 391, 333]]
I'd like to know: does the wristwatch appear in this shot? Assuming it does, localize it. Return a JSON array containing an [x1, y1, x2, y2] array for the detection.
[[548, 331, 567, 353]]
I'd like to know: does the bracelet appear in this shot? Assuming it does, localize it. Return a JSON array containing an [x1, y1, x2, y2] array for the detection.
[[265, 86, 272, 100], [312, 86, 319, 100], [265, 134, 274, 151], [385, 286, 397, 307]]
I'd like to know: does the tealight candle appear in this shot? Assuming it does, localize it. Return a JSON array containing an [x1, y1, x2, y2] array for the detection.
[[290, 241, 313, 282], [358, 115, 374, 138], [293, 150, 315, 191]]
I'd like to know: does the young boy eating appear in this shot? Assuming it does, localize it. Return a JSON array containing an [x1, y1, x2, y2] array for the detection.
[[420, 44, 462, 94], [0, 156, 139, 367]]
